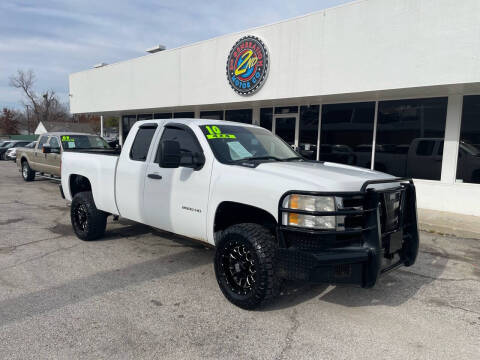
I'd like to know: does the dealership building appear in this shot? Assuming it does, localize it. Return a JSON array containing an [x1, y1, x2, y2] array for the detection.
[[69, 0, 480, 216]]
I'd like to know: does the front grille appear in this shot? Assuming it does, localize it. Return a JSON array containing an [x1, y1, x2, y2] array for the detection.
[[283, 231, 361, 251]]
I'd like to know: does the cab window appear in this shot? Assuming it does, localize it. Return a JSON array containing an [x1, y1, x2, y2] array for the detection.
[[155, 126, 202, 164], [37, 136, 48, 150], [130, 125, 157, 161], [49, 137, 60, 149]]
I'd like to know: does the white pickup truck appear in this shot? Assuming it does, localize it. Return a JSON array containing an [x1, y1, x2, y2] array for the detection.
[[61, 119, 419, 309]]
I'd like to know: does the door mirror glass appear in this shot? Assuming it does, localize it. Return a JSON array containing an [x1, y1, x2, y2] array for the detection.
[[160, 140, 181, 168]]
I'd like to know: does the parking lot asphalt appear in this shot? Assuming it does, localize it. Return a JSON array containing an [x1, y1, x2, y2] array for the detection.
[[0, 161, 479, 359]]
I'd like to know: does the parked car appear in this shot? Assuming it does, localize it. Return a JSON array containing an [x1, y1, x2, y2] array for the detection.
[[60, 119, 419, 309], [17, 133, 114, 181], [0, 140, 31, 160], [6, 141, 37, 161]]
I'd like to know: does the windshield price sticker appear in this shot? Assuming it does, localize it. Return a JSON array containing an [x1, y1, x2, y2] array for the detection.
[[62, 135, 75, 142], [205, 126, 236, 139]]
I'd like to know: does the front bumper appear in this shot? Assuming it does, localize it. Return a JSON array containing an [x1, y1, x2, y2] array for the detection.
[[276, 178, 419, 288]]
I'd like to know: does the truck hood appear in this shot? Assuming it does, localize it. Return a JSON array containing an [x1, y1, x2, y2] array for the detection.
[[253, 160, 398, 192]]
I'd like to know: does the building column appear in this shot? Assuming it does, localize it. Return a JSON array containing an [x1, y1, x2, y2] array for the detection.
[[100, 115, 104, 137], [119, 116, 124, 146], [440, 95, 463, 183], [252, 106, 260, 125], [194, 109, 200, 118]]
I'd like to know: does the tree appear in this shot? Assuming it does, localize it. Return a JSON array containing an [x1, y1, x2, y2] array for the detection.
[[9, 69, 69, 125], [0, 108, 20, 135]]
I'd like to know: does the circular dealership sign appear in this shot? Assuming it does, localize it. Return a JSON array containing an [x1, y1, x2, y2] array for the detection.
[[226, 36, 269, 95]]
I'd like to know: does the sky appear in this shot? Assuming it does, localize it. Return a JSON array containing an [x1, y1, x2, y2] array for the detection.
[[0, 0, 352, 110]]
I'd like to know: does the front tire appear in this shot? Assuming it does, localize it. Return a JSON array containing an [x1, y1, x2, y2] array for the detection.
[[214, 223, 279, 310], [22, 161, 35, 181], [71, 191, 107, 241]]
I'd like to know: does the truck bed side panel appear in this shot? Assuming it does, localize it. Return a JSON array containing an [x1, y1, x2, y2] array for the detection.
[[61, 152, 119, 215]]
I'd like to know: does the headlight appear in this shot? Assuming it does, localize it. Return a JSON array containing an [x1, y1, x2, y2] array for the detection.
[[281, 194, 337, 230]]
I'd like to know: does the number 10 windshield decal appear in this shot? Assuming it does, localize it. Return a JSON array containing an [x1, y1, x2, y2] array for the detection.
[[226, 36, 269, 95], [204, 125, 236, 139]]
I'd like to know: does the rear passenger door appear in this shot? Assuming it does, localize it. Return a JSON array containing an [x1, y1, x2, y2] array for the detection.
[[115, 123, 159, 223]]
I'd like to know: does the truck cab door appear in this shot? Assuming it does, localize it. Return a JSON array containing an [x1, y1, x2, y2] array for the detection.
[[45, 136, 62, 176], [33, 135, 49, 172], [143, 124, 211, 241]]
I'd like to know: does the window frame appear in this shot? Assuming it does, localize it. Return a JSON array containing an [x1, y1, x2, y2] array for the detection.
[[155, 123, 204, 166], [129, 123, 158, 162]]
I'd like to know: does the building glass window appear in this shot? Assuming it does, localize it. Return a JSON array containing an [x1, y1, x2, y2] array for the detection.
[[320, 102, 375, 167], [457, 95, 480, 184], [173, 112, 194, 118], [260, 108, 273, 130], [225, 109, 252, 124], [299, 105, 319, 160], [200, 111, 223, 120], [154, 113, 172, 119], [376, 97, 447, 180], [130, 125, 157, 161], [121, 115, 137, 140], [274, 106, 298, 114], [137, 114, 153, 120]]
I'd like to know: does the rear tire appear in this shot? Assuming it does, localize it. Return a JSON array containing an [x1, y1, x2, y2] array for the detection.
[[214, 223, 279, 310], [21, 161, 35, 181], [71, 191, 107, 241]]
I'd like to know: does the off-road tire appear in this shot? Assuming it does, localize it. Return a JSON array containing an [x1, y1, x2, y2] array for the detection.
[[21, 160, 35, 181], [71, 191, 107, 241], [214, 223, 279, 310]]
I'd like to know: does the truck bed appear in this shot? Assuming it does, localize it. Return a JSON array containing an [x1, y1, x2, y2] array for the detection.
[[61, 150, 120, 215]]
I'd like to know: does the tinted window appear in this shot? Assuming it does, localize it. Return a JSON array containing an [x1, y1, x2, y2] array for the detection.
[[376, 97, 447, 180], [130, 126, 157, 161], [416, 140, 435, 156], [260, 108, 273, 130], [37, 136, 48, 149], [457, 95, 480, 183], [275, 106, 298, 114], [299, 105, 319, 160], [154, 113, 172, 119], [200, 111, 223, 120], [173, 112, 194, 118], [225, 109, 252, 124], [275, 117, 296, 145], [320, 102, 375, 167], [156, 126, 202, 164], [138, 114, 153, 120]]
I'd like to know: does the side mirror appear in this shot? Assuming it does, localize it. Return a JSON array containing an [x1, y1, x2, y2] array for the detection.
[[160, 140, 181, 168], [182, 152, 205, 170], [42, 145, 51, 154]]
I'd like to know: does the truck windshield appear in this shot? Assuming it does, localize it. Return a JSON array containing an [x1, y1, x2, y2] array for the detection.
[[199, 125, 300, 164], [61, 135, 111, 150]]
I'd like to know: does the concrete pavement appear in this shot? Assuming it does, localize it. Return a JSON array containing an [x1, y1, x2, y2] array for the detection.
[[0, 161, 478, 359]]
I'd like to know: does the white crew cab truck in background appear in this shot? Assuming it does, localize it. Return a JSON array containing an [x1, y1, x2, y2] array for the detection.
[[60, 119, 419, 309]]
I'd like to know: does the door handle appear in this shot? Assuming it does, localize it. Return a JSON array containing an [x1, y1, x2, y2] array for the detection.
[[147, 173, 162, 180]]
